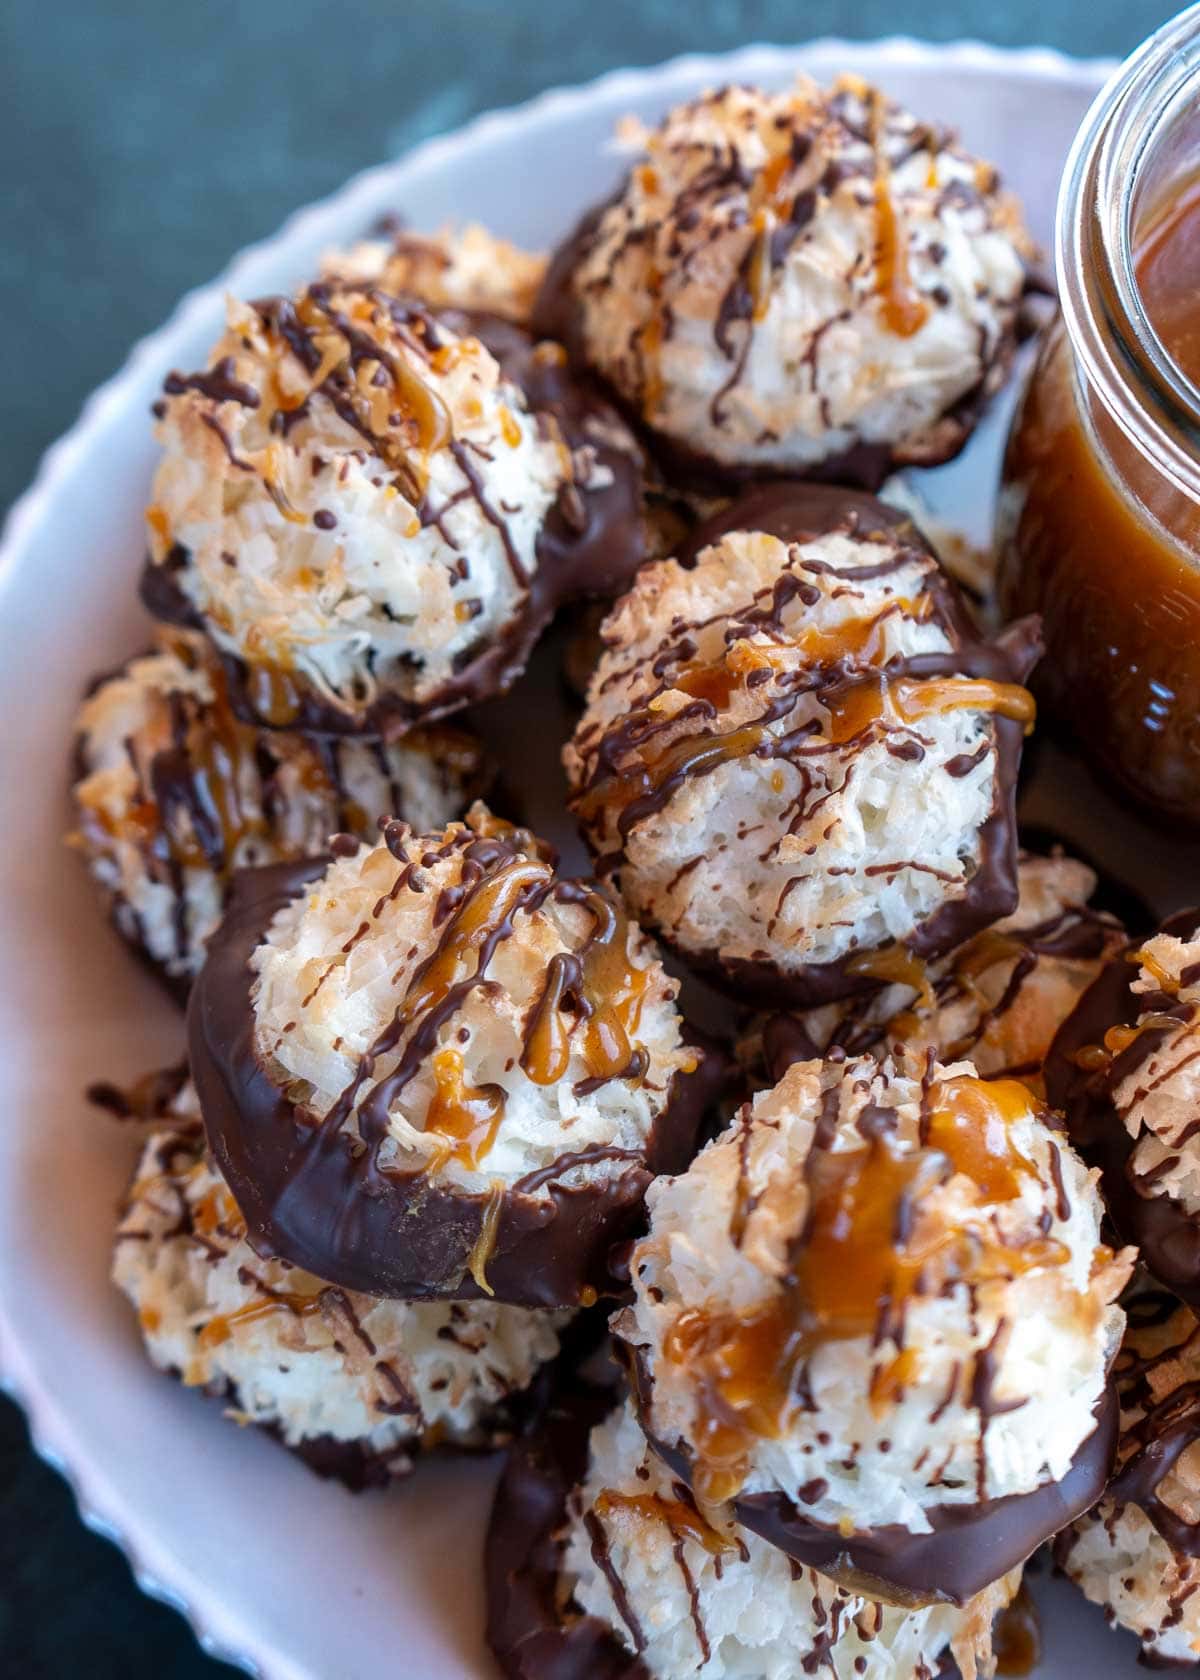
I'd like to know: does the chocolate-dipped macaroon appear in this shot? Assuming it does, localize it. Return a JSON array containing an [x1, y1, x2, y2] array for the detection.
[[1057, 1285, 1200, 1667], [535, 76, 1034, 489], [189, 804, 718, 1308], [751, 847, 1128, 1092], [70, 628, 488, 991], [1047, 911, 1200, 1312], [613, 1051, 1131, 1607], [488, 1382, 1022, 1680], [114, 1100, 569, 1488], [564, 484, 1039, 1008], [142, 280, 643, 737]]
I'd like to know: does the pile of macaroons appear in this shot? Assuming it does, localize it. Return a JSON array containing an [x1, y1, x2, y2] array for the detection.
[[73, 69, 1198, 1680]]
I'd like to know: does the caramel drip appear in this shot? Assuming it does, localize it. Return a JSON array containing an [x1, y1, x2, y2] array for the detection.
[[593, 1490, 735, 1556], [424, 1047, 505, 1169], [520, 952, 577, 1087], [576, 672, 1034, 841], [294, 289, 452, 458], [1071, 1008, 1189, 1073], [662, 1075, 1063, 1503], [575, 892, 649, 1084], [846, 942, 933, 1010], [640, 309, 666, 418], [343, 845, 553, 1147], [468, 1180, 505, 1295], [871, 94, 930, 338], [993, 1587, 1042, 1677], [198, 1287, 323, 1349], [1132, 946, 1179, 994], [246, 662, 304, 728], [821, 674, 1036, 744], [520, 889, 650, 1088]]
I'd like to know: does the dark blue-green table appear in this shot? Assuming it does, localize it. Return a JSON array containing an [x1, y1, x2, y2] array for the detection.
[[0, 1, 1175, 1673]]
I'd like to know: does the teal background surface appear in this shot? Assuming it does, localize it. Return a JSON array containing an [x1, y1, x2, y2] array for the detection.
[[0, 1, 1175, 1673]]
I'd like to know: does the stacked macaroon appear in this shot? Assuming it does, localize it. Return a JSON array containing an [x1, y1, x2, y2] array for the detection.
[[1043, 913, 1200, 1663], [69, 62, 1164, 1679]]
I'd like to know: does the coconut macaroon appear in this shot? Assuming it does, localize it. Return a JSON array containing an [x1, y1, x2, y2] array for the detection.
[[752, 848, 1129, 1093], [487, 1385, 1020, 1680], [189, 804, 717, 1308], [1056, 1286, 1200, 1666], [564, 484, 1039, 1007], [535, 76, 1033, 486], [70, 628, 488, 990], [1047, 909, 1200, 1312], [323, 222, 547, 325], [613, 1051, 1130, 1606], [141, 281, 642, 737], [114, 1114, 569, 1487]]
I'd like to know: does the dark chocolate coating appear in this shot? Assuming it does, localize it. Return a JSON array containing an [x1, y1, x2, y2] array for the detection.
[[627, 1348, 1119, 1608], [571, 480, 1042, 1011], [1045, 908, 1200, 1309], [142, 306, 645, 740], [533, 197, 1020, 496], [485, 1370, 647, 1680], [189, 857, 724, 1308]]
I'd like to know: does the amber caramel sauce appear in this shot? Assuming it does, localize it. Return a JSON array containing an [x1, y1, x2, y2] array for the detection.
[[578, 670, 1033, 831], [871, 93, 930, 339], [519, 892, 649, 1087], [424, 1047, 505, 1169], [663, 1077, 1060, 1502], [593, 1490, 735, 1555], [199, 1287, 324, 1350], [993, 1586, 1042, 1677], [999, 176, 1200, 821]]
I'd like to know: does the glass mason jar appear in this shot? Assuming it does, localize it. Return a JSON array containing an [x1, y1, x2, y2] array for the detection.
[[997, 5, 1200, 825]]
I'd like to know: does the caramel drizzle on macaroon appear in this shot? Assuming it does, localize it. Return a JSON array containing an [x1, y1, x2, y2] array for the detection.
[[571, 541, 1034, 874], [660, 1071, 1068, 1505], [299, 823, 658, 1275]]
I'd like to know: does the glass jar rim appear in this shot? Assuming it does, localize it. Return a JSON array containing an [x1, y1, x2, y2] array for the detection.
[[1058, 3, 1200, 502]]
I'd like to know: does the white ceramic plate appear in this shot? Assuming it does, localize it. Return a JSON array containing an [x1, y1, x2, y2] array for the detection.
[[5, 36, 1175, 1680]]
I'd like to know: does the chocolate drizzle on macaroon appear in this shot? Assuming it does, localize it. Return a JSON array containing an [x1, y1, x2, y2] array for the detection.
[[1047, 909, 1200, 1310], [534, 79, 1034, 492], [567, 482, 1041, 1008], [189, 824, 721, 1307], [142, 285, 645, 739]]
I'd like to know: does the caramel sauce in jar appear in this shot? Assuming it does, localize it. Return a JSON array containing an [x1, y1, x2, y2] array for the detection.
[[998, 26, 1200, 827]]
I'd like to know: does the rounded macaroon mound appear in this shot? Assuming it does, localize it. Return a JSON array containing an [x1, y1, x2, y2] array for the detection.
[[1047, 910, 1200, 1311], [564, 483, 1040, 1007], [486, 1379, 1021, 1680], [754, 847, 1129, 1092], [323, 222, 548, 325], [70, 628, 488, 991], [114, 1114, 569, 1488], [535, 75, 1034, 487], [141, 280, 642, 736], [1056, 1285, 1200, 1667], [189, 803, 717, 1308], [613, 1050, 1131, 1606]]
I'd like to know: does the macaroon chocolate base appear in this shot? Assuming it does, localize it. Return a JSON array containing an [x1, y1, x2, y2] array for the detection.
[[141, 310, 645, 741], [485, 1367, 648, 1680], [188, 857, 723, 1309], [623, 1346, 1118, 1609], [533, 202, 1021, 496], [574, 481, 1042, 1012], [1045, 908, 1200, 1309]]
